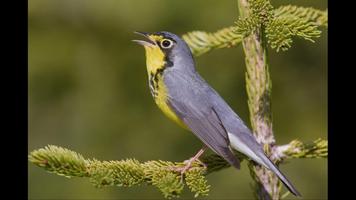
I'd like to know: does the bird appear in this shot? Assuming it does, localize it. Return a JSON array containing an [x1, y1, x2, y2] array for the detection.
[[133, 31, 301, 197]]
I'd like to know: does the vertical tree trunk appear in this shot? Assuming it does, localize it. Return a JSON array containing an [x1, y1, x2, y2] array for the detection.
[[237, 0, 280, 199]]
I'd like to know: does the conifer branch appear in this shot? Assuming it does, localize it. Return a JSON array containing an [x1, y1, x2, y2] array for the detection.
[[234, 1, 324, 52], [265, 16, 321, 51], [29, 145, 210, 198], [182, 27, 243, 56], [29, 0, 327, 199], [274, 138, 328, 161], [235, 0, 327, 199], [236, 0, 280, 197], [274, 5, 327, 27], [184, 3, 327, 55], [29, 137, 326, 198]]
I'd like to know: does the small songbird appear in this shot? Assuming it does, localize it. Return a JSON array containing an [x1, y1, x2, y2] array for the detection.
[[133, 31, 301, 197]]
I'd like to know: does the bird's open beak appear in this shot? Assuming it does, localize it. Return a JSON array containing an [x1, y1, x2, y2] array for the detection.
[[132, 31, 156, 47]]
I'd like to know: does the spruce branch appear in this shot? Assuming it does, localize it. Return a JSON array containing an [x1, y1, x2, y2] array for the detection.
[[267, 5, 327, 52], [237, 0, 281, 198], [185, 168, 210, 197], [275, 138, 328, 160], [274, 5, 328, 27], [184, 2, 327, 56], [235, 16, 260, 37], [182, 26, 243, 56], [87, 159, 145, 188], [30, 135, 326, 198], [249, 0, 274, 23], [236, 0, 327, 199], [235, 0, 273, 37], [29, 0, 327, 199], [29, 145, 88, 178], [265, 16, 321, 52], [29, 145, 212, 198], [265, 19, 293, 52], [234, 1, 324, 52]]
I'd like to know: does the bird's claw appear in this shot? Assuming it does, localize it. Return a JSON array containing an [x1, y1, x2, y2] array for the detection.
[[168, 158, 207, 181], [166, 148, 207, 181]]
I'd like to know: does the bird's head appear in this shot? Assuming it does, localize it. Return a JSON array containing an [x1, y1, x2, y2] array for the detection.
[[133, 31, 195, 73]]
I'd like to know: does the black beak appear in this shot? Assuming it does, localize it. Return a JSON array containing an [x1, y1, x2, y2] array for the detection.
[[132, 31, 156, 47]]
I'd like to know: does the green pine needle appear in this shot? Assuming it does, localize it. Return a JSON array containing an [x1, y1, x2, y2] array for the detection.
[[29, 145, 213, 198], [265, 16, 321, 51], [29, 1, 328, 199], [182, 27, 243, 56], [183, 4, 327, 56], [29, 139, 326, 198], [29, 145, 88, 178], [185, 168, 210, 197], [274, 5, 327, 27], [152, 171, 184, 199], [283, 138, 328, 159]]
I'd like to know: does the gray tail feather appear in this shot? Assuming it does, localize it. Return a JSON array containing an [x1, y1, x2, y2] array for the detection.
[[259, 154, 302, 197]]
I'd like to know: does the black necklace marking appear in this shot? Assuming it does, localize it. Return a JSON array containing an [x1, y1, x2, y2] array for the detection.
[[148, 63, 170, 98], [149, 72, 157, 97], [148, 46, 174, 98]]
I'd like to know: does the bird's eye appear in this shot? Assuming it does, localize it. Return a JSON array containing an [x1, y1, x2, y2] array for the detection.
[[161, 39, 173, 49]]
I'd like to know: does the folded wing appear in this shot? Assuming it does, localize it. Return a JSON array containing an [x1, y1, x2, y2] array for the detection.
[[167, 98, 241, 169]]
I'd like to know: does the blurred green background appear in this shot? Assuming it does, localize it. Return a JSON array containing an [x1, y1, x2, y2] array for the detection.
[[29, 0, 327, 199]]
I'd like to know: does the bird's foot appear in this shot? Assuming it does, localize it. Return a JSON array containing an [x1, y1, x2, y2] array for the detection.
[[168, 148, 207, 180], [171, 157, 206, 174]]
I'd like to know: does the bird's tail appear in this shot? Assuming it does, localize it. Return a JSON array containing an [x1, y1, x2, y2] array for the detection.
[[227, 132, 301, 196], [257, 153, 301, 197]]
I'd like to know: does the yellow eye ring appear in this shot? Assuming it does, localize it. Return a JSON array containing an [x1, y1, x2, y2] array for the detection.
[[160, 39, 173, 49]]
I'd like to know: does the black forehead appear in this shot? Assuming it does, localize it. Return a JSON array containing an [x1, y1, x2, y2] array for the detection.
[[153, 32, 177, 42]]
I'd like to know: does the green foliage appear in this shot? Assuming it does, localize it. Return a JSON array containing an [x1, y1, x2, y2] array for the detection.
[[150, 170, 184, 198], [184, 1, 327, 55], [143, 160, 184, 198], [29, 138, 326, 198], [283, 138, 328, 159], [266, 16, 321, 51], [29, 145, 211, 198], [234, 0, 325, 52], [274, 5, 328, 27], [185, 168, 210, 197], [87, 159, 145, 187], [249, 0, 274, 23], [265, 5, 327, 51], [234, 16, 259, 37], [182, 27, 243, 56], [29, 145, 88, 178], [29, 0, 327, 199], [234, 0, 273, 35]]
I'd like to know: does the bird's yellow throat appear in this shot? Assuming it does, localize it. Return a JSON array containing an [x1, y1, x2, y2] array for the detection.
[[143, 44, 187, 129], [143, 45, 165, 75]]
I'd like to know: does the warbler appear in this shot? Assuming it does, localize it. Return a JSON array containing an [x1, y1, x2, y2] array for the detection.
[[133, 31, 300, 196]]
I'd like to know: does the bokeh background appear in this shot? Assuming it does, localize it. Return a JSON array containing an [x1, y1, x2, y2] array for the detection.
[[29, 0, 327, 199]]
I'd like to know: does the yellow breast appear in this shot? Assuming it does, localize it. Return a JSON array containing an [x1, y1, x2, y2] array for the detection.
[[154, 78, 188, 130], [143, 45, 187, 130]]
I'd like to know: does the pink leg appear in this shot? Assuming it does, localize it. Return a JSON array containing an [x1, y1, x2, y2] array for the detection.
[[172, 147, 207, 175], [184, 148, 205, 166]]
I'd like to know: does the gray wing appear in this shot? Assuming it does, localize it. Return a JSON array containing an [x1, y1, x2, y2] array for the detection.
[[211, 90, 301, 196], [167, 98, 241, 169], [164, 70, 300, 196]]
